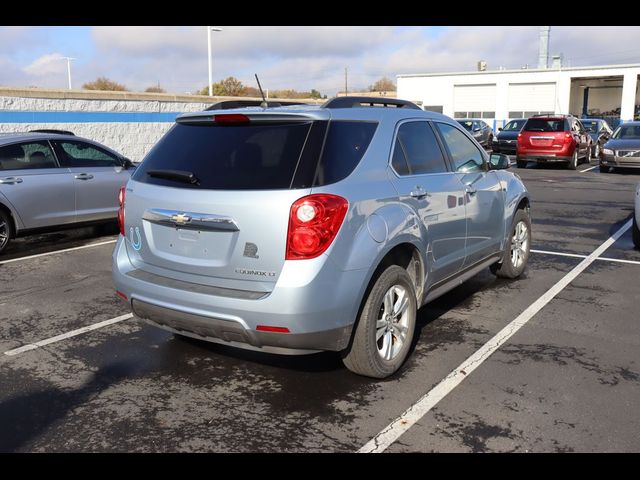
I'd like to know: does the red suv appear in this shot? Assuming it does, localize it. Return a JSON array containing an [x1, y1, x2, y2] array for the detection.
[[516, 115, 592, 169]]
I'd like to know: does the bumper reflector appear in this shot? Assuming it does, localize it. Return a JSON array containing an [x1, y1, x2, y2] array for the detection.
[[256, 325, 290, 334]]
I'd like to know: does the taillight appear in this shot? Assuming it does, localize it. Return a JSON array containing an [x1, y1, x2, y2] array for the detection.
[[286, 194, 348, 260], [564, 133, 573, 144], [118, 186, 126, 236], [517, 133, 523, 143]]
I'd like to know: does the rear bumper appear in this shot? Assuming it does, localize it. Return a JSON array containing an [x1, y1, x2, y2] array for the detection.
[[516, 154, 572, 163], [112, 236, 366, 354]]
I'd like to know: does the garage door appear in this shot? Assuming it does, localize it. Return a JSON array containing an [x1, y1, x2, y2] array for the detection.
[[508, 82, 556, 116], [453, 84, 496, 118]]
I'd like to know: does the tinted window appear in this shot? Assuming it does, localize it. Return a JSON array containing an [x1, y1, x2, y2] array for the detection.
[[457, 120, 473, 131], [0, 141, 57, 171], [435, 123, 484, 173], [394, 122, 448, 175], [391, 138, 410, 175], [134, 120, 376, 190], [55, 141, 121, 167], [313, 121, 377, 186], [612, 125, 640, 139], [523, 118, 567, 132], [581, 120, 600, 133], [503, 120, 526, 131], [135, 122, 312, 190]]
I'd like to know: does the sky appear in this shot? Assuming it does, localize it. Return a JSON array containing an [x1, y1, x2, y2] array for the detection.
[[2, 26, 640, 96]]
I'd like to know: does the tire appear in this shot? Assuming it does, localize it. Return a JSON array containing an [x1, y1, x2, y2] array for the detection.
[[567, 149, 578, 170], [0, 209, 12, 255], [600, 164, 610, 173], [633, 214, 640, 250], [585, 144, 592, 163], [343, 265, 417, 379], [516, 158, 527, 168], [491, 209, 531, 279]]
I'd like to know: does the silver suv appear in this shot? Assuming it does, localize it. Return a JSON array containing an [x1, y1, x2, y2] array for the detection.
[[112, 97, 531, 378], [0, 132, 135, 254]]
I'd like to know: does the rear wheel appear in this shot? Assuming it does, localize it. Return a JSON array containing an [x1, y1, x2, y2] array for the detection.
[[567, 149, 578, 170], [343, 265, 417, 379], [491, 209, 531, 279], [633, 214, 640, 250], [0, 209, 12, 255], [585, 145, 592, 163]]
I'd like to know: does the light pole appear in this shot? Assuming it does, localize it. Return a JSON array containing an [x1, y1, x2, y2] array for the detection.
[[58, 56, 76, 89], [207, 26, 223, 96]]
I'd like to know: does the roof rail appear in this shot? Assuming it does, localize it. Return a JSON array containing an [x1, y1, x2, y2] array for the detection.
[[205, 100, 308, 111], [322, 96, 421, 110], [29, 129, 75, 136]]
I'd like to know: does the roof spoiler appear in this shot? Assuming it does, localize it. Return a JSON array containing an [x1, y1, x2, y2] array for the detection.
[[205, 100, 309, 111]]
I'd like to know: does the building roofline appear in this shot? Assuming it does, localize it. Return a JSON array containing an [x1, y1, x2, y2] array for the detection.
[[397, 63, 640, 79]]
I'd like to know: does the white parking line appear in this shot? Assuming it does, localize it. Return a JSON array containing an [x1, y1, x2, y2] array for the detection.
[[531, 249, 640, 266], [580, 165, 598, 173], [3, 313, 133, 357], [359, 219, 632, 453], [0, 239, 117, 265]]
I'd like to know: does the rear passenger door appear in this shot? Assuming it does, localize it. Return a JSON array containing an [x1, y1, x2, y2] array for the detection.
[[52, 140, 129, 222], [434, 122, 505, 267], [0, 141, 75, 229], [387, 120, 467, 286]]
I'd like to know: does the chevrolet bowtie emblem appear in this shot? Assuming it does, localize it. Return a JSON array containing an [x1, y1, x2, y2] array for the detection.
[[171, 213, 192, 224]]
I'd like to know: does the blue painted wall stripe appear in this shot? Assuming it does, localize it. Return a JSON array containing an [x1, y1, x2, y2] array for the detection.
[[0, 111, 182, 123]]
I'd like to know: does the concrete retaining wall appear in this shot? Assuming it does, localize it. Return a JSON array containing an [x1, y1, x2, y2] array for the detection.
[[0, 88, 322, 162]]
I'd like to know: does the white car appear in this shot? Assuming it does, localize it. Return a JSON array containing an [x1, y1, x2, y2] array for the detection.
[[634, 183, 640, 249]]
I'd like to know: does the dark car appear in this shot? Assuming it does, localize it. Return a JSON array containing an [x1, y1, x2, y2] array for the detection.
[[580, 119, 613, 158], [457, 119, 494, 149], [600, 121, 640, 173], [516, 115, 592, 169], [492, 119, 527, 155]]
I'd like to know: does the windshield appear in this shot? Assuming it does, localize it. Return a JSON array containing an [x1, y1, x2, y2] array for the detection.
[[457, 120, 473, 131], [503, 119, 526, 131], [581, 120, 600, 133], [612, 124, 640, 140], [523, 118, 567, 132]]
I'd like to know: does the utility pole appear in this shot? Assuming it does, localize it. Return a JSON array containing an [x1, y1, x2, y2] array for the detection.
[[345, 67, 348, 96]]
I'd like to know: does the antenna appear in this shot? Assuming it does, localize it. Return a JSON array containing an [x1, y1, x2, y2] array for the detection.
[[254, 74, 268, 109]]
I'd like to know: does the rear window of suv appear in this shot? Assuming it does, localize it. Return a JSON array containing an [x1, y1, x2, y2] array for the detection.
[[133, 120, 377, 190], [522, 118, 568, 132]]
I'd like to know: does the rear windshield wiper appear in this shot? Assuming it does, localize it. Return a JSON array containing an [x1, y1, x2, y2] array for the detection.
[[147, 169, 199, 185]]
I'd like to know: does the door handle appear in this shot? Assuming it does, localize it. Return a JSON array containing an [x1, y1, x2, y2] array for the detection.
[[74, 173, 94, 180], [410, 186, 427, 198], [0, 177, 23, 185]]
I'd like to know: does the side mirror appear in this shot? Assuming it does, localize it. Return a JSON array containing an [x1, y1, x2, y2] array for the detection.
[[489, 153, 510, 170], [473, 127, 481, 132], [498, 127, 503, 131], [122, 157, 134, 169]]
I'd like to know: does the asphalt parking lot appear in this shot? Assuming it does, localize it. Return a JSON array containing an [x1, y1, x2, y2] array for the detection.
[[1, 159, 639, 453]]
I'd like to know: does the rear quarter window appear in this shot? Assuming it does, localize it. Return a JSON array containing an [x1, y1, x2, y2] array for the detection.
[[312, 121, 377, 187]]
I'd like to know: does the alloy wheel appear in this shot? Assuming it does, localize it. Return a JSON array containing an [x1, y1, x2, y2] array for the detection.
[[511, 221, 529, 269], [0, 218, 8, 251], [376, 285, 411, 361]]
